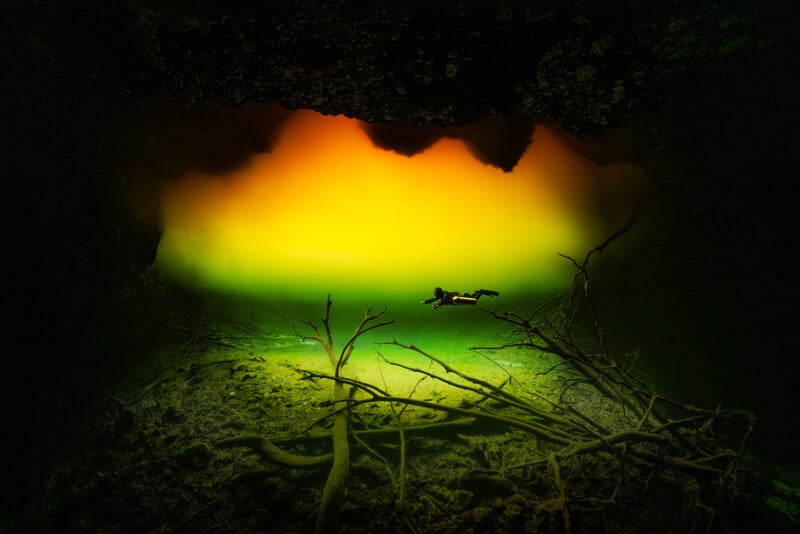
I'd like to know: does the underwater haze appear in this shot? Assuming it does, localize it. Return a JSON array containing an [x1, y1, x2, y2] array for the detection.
[[5, 101, 798, 533]]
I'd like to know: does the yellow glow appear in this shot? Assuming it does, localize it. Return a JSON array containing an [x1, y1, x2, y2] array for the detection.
[[156, 109, 645, 301]]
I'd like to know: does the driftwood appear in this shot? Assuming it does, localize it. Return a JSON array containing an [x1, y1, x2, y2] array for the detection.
[[216, 221, 755, 533], [294, 296, 394, 534]]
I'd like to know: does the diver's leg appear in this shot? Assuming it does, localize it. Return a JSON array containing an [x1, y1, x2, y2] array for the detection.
[[472, 289, 500, 300]]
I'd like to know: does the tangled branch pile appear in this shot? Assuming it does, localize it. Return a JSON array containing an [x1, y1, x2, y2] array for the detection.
[[219, 223, 755, 533]]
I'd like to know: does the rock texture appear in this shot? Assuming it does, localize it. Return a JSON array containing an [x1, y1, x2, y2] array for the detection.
[[4, 1, 785, 129]]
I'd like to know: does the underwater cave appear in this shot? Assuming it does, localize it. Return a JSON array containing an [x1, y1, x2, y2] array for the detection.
[[4, 1, 799, 533]]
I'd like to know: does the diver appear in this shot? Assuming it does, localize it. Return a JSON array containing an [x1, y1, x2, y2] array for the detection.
[[421, 287, 500, 309]]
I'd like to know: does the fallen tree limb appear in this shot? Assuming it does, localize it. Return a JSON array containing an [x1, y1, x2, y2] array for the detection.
[[212, 221, 755, 533], [216, 436, 333, 466], [295, 296, 394, 534]]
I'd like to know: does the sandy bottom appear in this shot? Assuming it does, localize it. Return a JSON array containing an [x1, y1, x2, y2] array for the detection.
[[13, 299, 792, 534]]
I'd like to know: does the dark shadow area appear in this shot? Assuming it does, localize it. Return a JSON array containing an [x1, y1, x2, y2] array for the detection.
[[362, 114, 534, 172]]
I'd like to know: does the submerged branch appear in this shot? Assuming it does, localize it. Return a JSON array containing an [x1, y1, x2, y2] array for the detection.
[[212, 220, 754, 533]]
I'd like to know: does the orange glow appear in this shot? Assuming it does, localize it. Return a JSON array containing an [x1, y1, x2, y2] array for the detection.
[[156, 109, 646, 301]]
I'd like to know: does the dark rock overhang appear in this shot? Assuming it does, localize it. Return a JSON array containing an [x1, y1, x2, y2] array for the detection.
[[4, 1, 788, 131]]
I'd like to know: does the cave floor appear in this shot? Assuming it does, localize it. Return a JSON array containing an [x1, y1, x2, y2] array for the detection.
[[12, 307, 799, 534]]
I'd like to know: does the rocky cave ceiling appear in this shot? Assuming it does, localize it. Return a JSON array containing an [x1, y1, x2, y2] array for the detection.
[[5, 0, 788, 131]]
